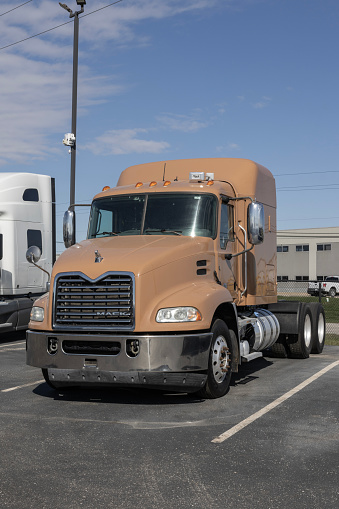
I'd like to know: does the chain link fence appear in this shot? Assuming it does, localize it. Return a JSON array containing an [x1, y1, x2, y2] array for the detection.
[[277, 280, 338, 340]]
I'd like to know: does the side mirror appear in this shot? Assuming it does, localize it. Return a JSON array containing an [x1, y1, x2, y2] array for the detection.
[[63, 210, 76, 248], [26, 246, 42, 264], [25, 245, 50, 288], [248, 202, 264, 245]]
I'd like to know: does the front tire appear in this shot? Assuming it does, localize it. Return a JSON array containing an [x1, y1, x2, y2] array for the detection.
[[42, 368, 58, 390], [198, 319, 233, 399], [329, 287, 336, 297]]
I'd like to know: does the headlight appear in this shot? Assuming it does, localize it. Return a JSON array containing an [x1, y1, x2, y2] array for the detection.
[[156, 307, 202, 323], [30, 306, 44, 322]]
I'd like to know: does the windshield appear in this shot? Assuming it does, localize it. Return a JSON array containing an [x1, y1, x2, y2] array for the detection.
[[87, 193, 217, 239]]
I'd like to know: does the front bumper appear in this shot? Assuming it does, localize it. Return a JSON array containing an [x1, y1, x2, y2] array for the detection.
[[26, 330, 212, 392]]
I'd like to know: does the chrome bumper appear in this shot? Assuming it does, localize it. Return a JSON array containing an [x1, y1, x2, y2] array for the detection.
[[26, 330, 212, 391]]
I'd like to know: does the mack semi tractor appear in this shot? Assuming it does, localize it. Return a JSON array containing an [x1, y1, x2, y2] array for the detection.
[[0, 173, 55, 333], [26, 159, 325, 398]]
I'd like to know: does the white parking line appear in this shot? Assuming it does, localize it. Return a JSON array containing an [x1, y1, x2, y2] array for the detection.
[[1, 380, 44, 393], [0, 347, 26, 352], [212, 360, 339, 444], [0, 341, 25, 349]]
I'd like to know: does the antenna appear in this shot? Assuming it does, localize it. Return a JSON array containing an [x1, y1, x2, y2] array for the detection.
[[163, 162, 166, 181]]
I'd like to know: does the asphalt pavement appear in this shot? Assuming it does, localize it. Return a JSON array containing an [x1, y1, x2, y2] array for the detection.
[[0, 332, 338, 509]]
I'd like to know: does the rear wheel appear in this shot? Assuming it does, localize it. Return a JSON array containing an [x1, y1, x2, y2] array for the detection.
[[309, 302, 326, 354], [270, 339, 288, 358], [197, 319, 233, 399], [287, 304, 313, 359]]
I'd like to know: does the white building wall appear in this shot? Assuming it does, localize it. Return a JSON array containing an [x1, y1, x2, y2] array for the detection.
[[277, 227, 339, 280]]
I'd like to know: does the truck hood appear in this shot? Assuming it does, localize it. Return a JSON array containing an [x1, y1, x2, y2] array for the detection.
[[52, 235, 213, 280]]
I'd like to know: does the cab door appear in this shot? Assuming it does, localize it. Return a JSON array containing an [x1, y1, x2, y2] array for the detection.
[[217, 197, 237, 299]]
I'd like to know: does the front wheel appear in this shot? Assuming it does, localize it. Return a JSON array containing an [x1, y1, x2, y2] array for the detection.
[[198, 319, 233, 399], [42, 368, 58, 390]]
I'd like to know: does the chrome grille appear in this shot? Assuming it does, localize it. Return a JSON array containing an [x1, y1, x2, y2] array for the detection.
[[53, 272, 135, 330]]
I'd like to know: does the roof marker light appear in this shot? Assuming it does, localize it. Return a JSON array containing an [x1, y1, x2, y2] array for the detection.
[[163, 181, 171, 186], [149, 181, 157, 187], [102, 185, 110, 191], [206, 180, 214, 186], [135, 182, 143, 188]]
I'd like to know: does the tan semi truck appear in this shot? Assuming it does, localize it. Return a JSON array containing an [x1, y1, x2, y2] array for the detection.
[[26, 158, 325, 398]]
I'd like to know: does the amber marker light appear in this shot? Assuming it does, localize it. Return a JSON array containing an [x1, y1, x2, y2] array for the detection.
[[163, 181, 171, 186], [206, 180, 214, 186], [149, 181, 157, 187], [102, 185, 110, 191], [135, 182, 143, 188]]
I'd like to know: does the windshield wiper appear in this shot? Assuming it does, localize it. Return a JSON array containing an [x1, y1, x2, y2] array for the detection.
[[90, 231, 120, 237], [144, 229, 182, 236]]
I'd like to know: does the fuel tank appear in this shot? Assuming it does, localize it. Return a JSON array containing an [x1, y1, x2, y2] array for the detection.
[[238, 308, 280, 352]]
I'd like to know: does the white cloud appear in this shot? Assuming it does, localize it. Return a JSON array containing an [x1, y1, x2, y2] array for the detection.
[[0, 1, 222, 53], [253, 96, 272, 109], [216, 102, 228, 115], [157, 113, 208, 132], [216, 142, 240, 152], [227, 142, 240, 150], [0, 0, 226, 166], [84, 129, 170, 155], [0, 51, 120, 165]]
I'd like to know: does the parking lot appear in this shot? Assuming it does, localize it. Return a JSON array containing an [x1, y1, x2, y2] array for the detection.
[[1, 333, 338, 509]]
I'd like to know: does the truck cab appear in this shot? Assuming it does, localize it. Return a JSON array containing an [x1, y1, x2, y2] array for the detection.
[[0, 173, 55, 332], [26, 159, 325, 398]]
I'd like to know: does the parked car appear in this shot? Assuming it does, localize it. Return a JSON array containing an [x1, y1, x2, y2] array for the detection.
[[322, 276, 339, 297], [307, 281, 322, 296]]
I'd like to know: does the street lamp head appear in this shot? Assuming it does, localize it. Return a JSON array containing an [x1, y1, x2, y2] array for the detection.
[[59, 2, 72, 14], [76, 0, 86, 5]]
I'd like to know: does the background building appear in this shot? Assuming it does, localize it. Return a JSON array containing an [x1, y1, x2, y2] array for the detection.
[[277, 227, 339, 282]]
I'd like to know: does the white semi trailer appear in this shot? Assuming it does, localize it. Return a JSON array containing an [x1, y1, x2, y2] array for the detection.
[[0, 173, 55, 333]]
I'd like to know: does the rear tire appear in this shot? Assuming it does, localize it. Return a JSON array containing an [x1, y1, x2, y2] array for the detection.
[[287, 304, 313, 359], [270, 339, 288, 358], [309, 302, 326, 354], [197, 319, 233, 399]]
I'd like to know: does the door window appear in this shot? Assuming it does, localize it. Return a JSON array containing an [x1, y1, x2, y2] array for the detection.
[[27, 229, 42, 254], [220, 200, 234, 249]]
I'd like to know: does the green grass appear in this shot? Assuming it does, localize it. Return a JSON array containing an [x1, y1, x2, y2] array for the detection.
[[278, 295, 339, 323], [324, 335, 339, 346]]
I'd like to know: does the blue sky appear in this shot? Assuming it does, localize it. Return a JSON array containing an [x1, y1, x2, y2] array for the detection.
[[0, 0, 338, 251]]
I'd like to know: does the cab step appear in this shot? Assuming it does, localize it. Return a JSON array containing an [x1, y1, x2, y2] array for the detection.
[[241, 352, 263, 362]]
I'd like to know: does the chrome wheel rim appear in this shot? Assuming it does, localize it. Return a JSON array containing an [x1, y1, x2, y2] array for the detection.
[[304, 314, 312, 348], [318, 313, 325, 345], [212, 335, 230, 384]]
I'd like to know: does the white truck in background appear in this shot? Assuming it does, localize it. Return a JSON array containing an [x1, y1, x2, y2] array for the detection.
[[307, 281, 322, 296], [0, 173, 55, 333], [321, 276, 339, 297], [308, 276, 339, 297]]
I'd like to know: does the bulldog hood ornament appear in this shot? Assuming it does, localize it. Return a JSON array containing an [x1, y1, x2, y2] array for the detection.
[[95, 250, 103, 263]]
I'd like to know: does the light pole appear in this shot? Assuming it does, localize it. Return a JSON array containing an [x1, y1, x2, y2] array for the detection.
[[60, 0, 86, 209]]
